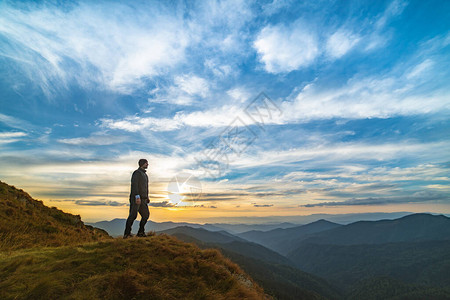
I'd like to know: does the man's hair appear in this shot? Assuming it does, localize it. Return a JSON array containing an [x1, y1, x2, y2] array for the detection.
[[138, 159, 148, 167]]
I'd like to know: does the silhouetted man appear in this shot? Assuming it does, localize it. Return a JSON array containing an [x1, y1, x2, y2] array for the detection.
[[124, 159, 150, 238]]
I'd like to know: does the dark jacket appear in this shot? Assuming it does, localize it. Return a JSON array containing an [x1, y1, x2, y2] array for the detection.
[[130, 168, 149, 202]]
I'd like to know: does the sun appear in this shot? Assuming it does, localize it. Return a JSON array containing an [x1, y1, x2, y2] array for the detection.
[[167, 173, 202, 206]]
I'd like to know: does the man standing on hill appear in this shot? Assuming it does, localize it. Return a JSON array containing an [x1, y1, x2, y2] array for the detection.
[[124, 159, 150, 238]]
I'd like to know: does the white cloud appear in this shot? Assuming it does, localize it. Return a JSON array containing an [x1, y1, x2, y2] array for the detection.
[[148, 74, 210, 105], [253, 22, 319, 73], [57, 134, 128, 146], [99, 104, 242, 132], [231, 141, 448, 170], [261, 0, 293, 16], [0, 132, 27, 138], [375, 0, 408, 30], [326, 29, 360, 58], [175, 75, 210, 97], [0, 113, 35, 131], [282, 163, 450, 184], [364, 0, 408, 51], [227, 87, 251, 103], [99, 115, 182, 132], [253, 0, 408, 73], [0, 131, 27, 144], [177, 105, 243, 127], [281, 69, 450, 122], [204, 59, 233, 78], [406, 59, 434, 79], [193, 0, 254, 52]]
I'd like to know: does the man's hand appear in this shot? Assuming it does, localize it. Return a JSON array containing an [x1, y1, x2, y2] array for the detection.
[[135, 195, 141, 205]]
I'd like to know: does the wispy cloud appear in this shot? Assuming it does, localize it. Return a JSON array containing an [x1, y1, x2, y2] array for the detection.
[[302, 190, 449, 207], [100, 35, 450, 134], [406, 59, 434, 79], [230, 141, 450, 170], [0, 2, 190, 95], [0, 113, 35, 131], [261, 0, 293, 16], [74, 200, 127, 207], [149, 201, 175, 207], [282, 163, 450, 184], [254, 204, 274, 207], [364, 0, 408, 51], [374, 0, 408, 30]]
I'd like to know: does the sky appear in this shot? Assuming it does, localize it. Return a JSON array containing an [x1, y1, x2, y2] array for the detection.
[[0, 0, 449, 223]]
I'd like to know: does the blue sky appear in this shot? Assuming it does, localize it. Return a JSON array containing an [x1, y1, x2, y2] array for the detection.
[[0, 0, 449, 222]]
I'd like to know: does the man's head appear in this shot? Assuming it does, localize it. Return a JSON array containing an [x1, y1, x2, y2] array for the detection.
[[138, 159, 148, 169]]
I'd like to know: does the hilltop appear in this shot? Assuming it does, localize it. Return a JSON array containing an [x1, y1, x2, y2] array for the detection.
[[0, 234, 268, 299], [0, 181, 269, 299], [0, 180, 110, 251]]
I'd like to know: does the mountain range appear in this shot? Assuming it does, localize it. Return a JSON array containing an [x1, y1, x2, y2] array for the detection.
[[87, 211, 426, 236], [87, 218, 301, 236], [158, 212, 450, 299]]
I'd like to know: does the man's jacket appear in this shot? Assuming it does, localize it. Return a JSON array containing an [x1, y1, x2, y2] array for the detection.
[[130, 168, 149, 202]]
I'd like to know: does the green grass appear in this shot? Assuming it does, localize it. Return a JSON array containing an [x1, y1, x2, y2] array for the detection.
[[0, 234, 268, 300]]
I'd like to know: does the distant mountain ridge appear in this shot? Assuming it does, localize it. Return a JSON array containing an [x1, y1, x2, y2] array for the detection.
[[198, 211, 418, 225], [238, 219, 342, 255], [87, 218, 300, 236], [88, 212, 425, 236], [291, 213, 450, 247]]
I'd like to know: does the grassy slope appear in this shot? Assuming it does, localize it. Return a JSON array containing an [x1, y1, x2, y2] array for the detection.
[[0, 234, 268, 300], [0, 181, 110, 251]]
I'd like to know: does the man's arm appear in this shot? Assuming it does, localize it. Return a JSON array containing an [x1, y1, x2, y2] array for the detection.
[[131, 171, 141, 204]]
